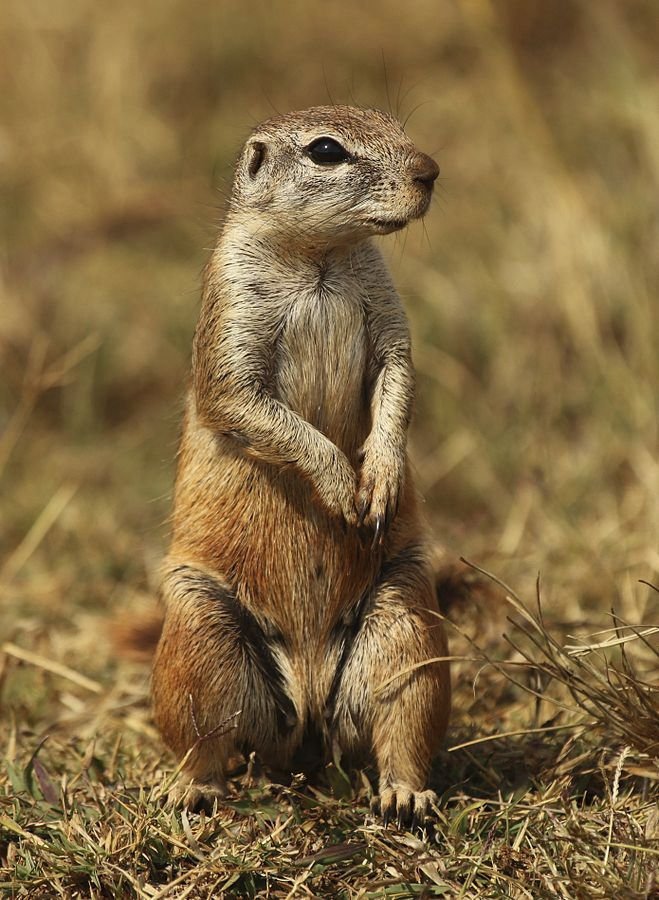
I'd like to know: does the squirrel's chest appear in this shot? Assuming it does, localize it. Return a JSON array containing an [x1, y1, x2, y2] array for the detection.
[[275, 287, 369, 449]]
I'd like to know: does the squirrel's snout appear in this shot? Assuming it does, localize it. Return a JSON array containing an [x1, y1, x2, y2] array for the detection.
[[410, 153, 440, 187]]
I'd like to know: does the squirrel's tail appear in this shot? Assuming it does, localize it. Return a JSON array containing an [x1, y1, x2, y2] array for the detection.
[[112, 607, 164, 661]]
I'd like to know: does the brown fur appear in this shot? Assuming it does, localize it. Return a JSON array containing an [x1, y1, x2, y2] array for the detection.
[[151, 106, 450, 828]]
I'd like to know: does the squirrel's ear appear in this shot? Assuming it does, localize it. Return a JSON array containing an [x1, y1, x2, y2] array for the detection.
[[247, 142, 266, 178]]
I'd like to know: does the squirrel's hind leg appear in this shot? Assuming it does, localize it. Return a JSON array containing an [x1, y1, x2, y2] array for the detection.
[[330, 544, 450, 830], [152, 561, 300, 810]]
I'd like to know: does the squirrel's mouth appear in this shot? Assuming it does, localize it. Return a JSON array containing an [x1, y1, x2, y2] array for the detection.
[[367, 217, 408, 234]]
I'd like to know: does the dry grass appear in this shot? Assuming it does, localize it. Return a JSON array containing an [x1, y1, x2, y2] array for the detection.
[[1, 0, 658, 896]]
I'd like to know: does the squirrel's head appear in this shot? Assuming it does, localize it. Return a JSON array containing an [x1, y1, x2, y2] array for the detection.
[[229, 105, 439, 248]]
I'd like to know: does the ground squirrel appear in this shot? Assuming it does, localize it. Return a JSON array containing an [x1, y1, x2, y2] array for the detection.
[[151, 105, 451, 829]]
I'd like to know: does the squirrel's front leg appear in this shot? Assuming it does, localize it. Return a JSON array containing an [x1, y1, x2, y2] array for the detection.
[[357, 346, 414, 542]]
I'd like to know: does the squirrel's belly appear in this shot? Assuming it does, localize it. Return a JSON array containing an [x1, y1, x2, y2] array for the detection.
[[171, 425, 376, 634]]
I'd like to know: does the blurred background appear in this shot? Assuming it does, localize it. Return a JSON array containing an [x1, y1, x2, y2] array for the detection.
[[1, 0, 657, 678]]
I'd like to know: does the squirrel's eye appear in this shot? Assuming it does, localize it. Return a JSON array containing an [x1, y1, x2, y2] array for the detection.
[[305, 137, 352, 165]]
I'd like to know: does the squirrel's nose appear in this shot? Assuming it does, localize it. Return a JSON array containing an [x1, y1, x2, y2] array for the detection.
[[410, 153, 440, 186]]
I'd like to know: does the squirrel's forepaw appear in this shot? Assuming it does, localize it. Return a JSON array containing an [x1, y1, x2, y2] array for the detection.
[[315, 449, 358, 525], [356, 456, 403, 546], [321, 486, 358, 526]]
